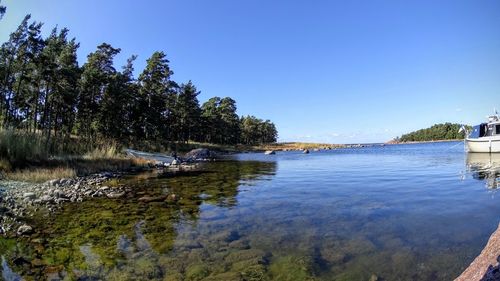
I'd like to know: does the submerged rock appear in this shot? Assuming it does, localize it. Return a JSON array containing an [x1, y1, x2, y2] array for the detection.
[[17, 224, 33, 235], [138, 195, 167, 203]]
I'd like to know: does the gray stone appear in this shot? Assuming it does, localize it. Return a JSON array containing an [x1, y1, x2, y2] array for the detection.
[[184, 148, 216, 161], [17, 224, 33, 235], [107, 192, 125, 199], [22, 192, 36, 200]]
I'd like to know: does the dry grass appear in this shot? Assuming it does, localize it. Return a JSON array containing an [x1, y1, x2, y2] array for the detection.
[[83, 141, 120, 160], [6, 167, 77, 183], [2, 157, 151, 183]]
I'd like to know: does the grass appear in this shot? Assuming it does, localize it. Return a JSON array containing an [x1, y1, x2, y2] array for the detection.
[[6, 167, 77, 183], [0, 129, 151, 183]]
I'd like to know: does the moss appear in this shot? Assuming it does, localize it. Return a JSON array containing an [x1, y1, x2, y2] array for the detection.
[[185, 264, 210, 280], [268, 256, 316, 281]]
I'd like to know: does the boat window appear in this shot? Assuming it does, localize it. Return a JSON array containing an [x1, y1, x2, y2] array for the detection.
[[496, 125, 500, 135]]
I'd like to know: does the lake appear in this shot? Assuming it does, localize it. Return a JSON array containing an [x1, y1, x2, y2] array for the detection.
[[2, 142, 500, 280]]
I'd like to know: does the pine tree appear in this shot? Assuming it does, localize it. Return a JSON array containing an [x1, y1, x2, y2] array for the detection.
[[175, 81, 201, 142], [138, 51, 173, 141], [77, 43, 120, 142]]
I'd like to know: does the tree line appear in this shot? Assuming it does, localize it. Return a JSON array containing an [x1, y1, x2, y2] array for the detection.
[[0, 10, 277, 153], [397, 123, 467, 142]]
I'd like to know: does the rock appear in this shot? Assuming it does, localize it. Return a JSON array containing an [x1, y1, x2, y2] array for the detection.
[[22, 192, 36, 200], [369, 274, 380, 281], [456, 223, 500, 281], [47, 179, 59, 186], [171, 159, 180, 165], [107, 192, 125, 199], [138, 195, 167, 203], [40, 194, 53, 201], [184, 148, 216, 161], [166, 194, 178, 202], [17, 224, 33, 235], [303, 149, 310, 154], [264, 150, 276, 155]]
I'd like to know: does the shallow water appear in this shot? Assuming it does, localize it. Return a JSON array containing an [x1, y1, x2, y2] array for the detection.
[[2, 142, 500, 280]]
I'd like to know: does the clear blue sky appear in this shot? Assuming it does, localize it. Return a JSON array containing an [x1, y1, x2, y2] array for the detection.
[[1, 0, 499, 143]]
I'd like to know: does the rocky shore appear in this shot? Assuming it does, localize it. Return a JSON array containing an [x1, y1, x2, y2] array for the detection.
[[0, 172, 129, 236], [0, 148, 216, 238]]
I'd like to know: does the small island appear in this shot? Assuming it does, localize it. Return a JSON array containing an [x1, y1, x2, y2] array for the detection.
[[388, 123, 470, 144]]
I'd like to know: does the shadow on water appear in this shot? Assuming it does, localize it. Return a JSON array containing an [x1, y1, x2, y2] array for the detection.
[[467, 153, 500, 189], [0, 160, 277, 280]]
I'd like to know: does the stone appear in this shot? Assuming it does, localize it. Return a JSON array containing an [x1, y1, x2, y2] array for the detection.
[[166, 194, 178, 202], [264, 150, 276, 155], [303, 149, 310, 154], [107, 192, 125, 199], [456, 223, 500, 281], [138, 195, 167, 203], [171, 159, 180, 165], [184, 148, 216, 161], [17, 224, 33, 235], [22, 192, 36, 200]]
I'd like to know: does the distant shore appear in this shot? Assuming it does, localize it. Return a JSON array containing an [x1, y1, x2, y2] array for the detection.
[[385, 139, 464, 145]]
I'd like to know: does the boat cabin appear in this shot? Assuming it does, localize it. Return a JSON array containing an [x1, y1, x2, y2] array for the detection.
[[469, 116, 500, 139]]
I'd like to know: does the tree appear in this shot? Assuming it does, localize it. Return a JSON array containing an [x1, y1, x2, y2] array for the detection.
[[200, 97, 240, 144], [138, 51, 173, 141], [240, 115, 277, 145], [174, 80, 201, 142], [77, 43, 120, 142], [98, 55, 137, 140], [0, 1, 6, 21], [0, 15, 31, 127], [0, 12, 279, 153]]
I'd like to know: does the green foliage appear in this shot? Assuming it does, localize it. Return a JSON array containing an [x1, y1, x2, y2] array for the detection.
[[0, 13, 278, 158], [398, 123, 469, 142], [240, 115, 278, 145], [0, 1, 5, 21]]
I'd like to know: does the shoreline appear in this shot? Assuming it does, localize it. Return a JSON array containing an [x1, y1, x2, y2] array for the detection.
[[385, 139, 464, 145]]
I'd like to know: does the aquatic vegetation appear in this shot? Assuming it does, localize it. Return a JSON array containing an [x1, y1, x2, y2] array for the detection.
[[2, 146, 500, 280]]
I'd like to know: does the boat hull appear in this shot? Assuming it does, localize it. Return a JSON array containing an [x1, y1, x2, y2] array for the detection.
[[466, 137, 500, 153]]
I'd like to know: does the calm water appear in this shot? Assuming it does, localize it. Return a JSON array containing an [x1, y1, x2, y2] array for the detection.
[[2, 142, 500, 280]]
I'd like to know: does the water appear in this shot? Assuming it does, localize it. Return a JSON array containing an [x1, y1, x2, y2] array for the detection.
[[2, 142, 500, 280]]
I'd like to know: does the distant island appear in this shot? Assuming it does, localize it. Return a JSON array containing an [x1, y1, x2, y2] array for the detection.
[[389, 123, 469, 143]]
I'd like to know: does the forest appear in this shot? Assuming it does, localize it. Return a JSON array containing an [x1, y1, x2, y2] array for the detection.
[[0, 9, 277, 157], [397, 123, 467, 142]]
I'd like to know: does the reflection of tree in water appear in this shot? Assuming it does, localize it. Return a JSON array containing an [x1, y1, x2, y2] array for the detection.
[[467, 153, 500, 189], [0, 160, 276, 280]]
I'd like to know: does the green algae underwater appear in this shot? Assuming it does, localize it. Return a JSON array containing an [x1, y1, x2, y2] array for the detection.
[[2, 144, 500, 280]]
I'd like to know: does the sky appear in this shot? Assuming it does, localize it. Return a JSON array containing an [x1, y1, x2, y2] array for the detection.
[[1, 0, 499, 143]]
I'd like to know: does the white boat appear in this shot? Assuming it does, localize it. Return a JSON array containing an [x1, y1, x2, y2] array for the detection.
[[466, 112, 500, 153]]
